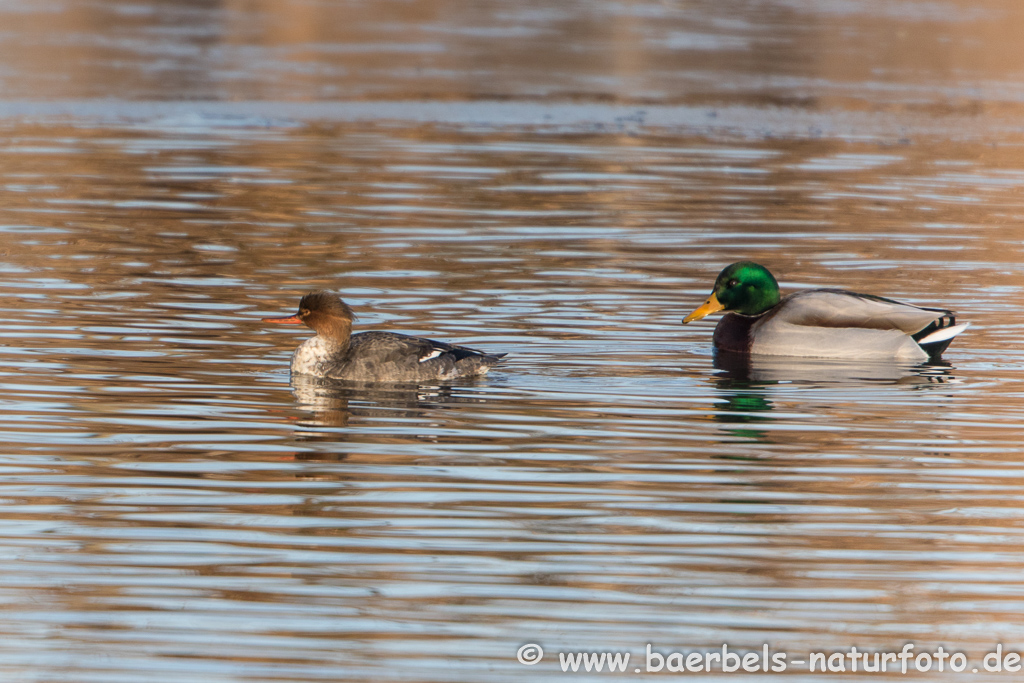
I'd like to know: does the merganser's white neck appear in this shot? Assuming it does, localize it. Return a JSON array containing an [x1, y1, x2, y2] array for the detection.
[[290, 334, 348, 376]]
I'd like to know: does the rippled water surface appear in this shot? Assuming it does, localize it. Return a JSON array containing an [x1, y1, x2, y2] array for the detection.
[[3, 1, 1024, 681]]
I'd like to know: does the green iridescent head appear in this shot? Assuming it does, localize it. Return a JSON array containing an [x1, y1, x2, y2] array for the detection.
[[684, 261, 782, 322]]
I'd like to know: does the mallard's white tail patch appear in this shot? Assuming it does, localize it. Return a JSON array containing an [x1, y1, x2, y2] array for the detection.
[[918, 322, 969, 345]]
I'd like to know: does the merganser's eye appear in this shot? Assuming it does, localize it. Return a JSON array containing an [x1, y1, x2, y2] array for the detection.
[[727, 279, 738, 288], [300, 308, 310, 316]]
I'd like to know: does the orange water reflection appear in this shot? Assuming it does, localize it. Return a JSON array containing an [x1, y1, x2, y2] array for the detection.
[[0, 1, 1021, 681]]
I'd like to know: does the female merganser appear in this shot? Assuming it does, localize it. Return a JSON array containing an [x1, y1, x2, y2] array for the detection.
[[263, 291, 506, 382]]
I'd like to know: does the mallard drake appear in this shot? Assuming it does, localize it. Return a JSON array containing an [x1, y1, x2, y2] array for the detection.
[[264, 291, 505, 382], [683, 262, 968, 361]]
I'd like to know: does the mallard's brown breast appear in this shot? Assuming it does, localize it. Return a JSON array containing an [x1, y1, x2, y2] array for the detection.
[[712, 313, 757, 354]]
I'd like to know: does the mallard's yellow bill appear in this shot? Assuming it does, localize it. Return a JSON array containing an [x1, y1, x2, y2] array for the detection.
[[683, 292, 725, 323]]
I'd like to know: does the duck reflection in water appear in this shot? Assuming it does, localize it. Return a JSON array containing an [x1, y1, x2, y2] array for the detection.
[[289, 374, 495, 432], [286, 376, 488, 461], [707, 352, 958, 442], [712, 350, 957, 385]]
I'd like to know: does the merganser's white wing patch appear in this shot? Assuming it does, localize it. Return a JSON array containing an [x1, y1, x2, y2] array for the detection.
[[419, 349, 443, 363]]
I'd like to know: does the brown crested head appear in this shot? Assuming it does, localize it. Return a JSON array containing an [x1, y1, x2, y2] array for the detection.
[[298, 291, 354, 320], [264, 290, 354, 343], [296, 291, 354, 341]]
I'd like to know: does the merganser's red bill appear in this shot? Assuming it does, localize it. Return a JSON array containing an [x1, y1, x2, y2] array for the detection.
[[263, 315, 303, 324]]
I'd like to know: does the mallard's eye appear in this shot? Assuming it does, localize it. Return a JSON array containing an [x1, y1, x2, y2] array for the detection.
[[727, 279, 738, 288]]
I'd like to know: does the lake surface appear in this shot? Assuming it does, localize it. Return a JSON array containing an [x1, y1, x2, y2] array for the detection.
[[1, 0, 1024, 681]]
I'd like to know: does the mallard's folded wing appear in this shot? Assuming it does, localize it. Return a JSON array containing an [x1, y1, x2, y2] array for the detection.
[[770, 289, 950, 334]]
